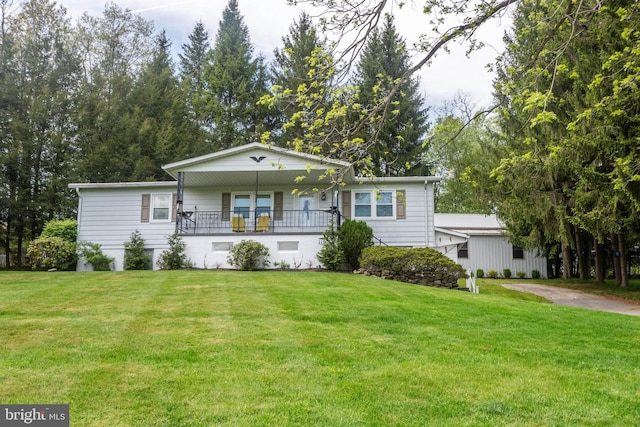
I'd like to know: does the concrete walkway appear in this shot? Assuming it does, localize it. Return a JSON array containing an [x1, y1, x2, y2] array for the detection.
[[502, 283, 640, 317]]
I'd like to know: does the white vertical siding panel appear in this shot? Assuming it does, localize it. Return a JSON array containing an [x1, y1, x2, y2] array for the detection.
[[456, 235, 548, 278]]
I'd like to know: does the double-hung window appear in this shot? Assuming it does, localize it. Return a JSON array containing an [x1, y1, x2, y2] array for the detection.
[[152, 194, 171, 221], [353, 190, 395, 219], [232, 193, 272, 219]]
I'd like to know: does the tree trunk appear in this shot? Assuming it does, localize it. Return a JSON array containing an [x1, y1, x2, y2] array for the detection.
[[561, 239, 573, 279], [4, 213, 10, 269], [594, 237, 604, 284], [611, 234, 622, 286], [575, 228, 591, 280], [618, 232, 629, 288]]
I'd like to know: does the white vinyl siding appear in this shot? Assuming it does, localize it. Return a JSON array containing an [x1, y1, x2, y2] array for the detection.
[[77, 186, 176, 248], [455, 235, 547, 278], [349, 184, 431, 247]]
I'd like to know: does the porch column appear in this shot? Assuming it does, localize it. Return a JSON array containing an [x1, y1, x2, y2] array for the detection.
[[175, 171, 185, 234]]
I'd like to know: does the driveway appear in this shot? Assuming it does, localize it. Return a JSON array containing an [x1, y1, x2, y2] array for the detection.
[[502, 283, 640, 317]]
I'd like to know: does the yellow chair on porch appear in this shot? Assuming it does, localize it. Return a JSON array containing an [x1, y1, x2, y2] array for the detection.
[[232, 214, 245, 232], [256, 214, 270, 232]]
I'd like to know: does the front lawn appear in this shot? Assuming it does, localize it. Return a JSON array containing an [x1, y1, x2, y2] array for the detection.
[[1, 271, 639, 426]]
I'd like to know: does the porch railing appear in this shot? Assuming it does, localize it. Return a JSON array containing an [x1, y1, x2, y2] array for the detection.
[[177, 209, 338, 235]]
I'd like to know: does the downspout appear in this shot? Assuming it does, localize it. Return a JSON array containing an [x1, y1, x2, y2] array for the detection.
[[425, 180, 435, 248]]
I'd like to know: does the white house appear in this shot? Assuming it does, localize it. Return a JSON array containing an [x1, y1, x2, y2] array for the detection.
[[70, 143, 441, 271], [434, 213, 549, 278]]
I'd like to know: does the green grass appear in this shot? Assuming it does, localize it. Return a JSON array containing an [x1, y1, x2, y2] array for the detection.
[[1, 271, 639, 426]]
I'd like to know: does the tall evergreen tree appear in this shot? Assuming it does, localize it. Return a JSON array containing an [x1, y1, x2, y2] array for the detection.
[[490, 0, 640, 284], [352, 14, 429, 176], [179, 20, 211, 150], [0, 0, 80, 265], [203, 0, 272, 149], [129, 30, 203, 180], [74, 3, 154, 182], [271, 12, 331, 147]]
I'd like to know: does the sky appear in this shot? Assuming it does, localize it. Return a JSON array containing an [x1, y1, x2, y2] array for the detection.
[[60, 0, 511, 113]]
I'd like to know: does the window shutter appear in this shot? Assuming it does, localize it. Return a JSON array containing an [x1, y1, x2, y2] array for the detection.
[[222, 193, 231, 221], [141, 194, 150, 223], [396, 190, 406, 219], [342, 190, 351, 219], [171, 193, 177, 222], [274, 192, 283, 221]]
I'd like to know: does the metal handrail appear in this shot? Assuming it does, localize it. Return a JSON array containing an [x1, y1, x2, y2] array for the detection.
[[178, 209, 337, 235]]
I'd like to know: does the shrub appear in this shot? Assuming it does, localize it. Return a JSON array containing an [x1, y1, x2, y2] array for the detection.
[[516, 271, 526, 279], [78, 241, 114, 271], [227, 239, 270, 271], [124, 230, 151, 270], [476, 268, 485, 278], [338, 219, 373, 270], [41, 219, 78, 243], [273, 260, 290, 270], [358, 246, 466, 288], [157, 234, 191, 270], [317, 222, 344, 271], [502, 268, 512, 279], [27, 236, 77, 271], [532, 269, 541, 279], [487, 270, 499, 279]]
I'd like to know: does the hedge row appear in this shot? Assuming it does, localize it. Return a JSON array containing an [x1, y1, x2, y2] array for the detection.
[[356, 246, 467, 288]]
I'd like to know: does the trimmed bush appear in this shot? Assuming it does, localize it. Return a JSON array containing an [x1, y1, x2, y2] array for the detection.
[[338, 219, 373, 271], [476, 269, 485, 278], [78, 241, 114, 271], [228, 239, 270, 271], [487, 270, 498, 279], [124, 230, 151, 270], [532, 269, 541, 279], [27, 236, 77, 271], [157, 234, 191, 270], [358, 246, 466, 288], [41, 219, 78, 243], [516, 271, 526, 279], [502, 268, 512, 279]]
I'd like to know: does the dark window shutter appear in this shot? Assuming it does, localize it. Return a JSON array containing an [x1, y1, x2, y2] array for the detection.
[[396, 190, 406, 219], [222, 193, 231, 221], [274, 192, 283, 221], [141, 194, 150, 223], [342, 190, 351, 219]]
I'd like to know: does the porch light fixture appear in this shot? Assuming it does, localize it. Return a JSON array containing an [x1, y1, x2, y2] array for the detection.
[[321, 192, 326, 201]]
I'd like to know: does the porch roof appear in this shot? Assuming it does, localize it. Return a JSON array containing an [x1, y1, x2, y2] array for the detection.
[[162, 143, 355, 187]]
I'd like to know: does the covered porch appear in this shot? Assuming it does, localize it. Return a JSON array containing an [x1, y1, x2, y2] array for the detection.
[[163, 143, 351, 238]]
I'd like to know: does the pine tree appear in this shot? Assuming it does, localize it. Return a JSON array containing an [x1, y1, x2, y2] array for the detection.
[[352, 14, 429, 176], [75, 3, 154, 182], [271, 12, 331, 146], [2, 0, 80, 265], [179, 20, 211, 150], [129, 30, 204, 180], [203, 0, 272, 149]]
